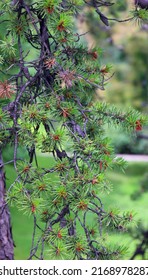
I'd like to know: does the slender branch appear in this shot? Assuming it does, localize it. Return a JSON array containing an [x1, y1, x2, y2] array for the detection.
[[108, 17, 135, 23]]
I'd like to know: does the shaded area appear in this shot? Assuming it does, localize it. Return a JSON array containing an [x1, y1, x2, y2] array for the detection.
[[0, 150, 14, 260]]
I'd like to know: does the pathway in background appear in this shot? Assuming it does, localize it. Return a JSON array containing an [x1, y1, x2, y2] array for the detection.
[[39, 151, 148, 162], [117, 154, 148, 162]]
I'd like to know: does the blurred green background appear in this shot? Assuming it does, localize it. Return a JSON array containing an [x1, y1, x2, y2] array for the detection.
[[1, 0, 148, 259]]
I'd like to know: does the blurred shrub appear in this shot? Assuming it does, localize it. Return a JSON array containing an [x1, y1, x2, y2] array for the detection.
[[2, 144, 28, 162], [141, 172, 148, 192], [131, 171, 148, 200], [126, 163, 148, 176], [85, 5, 148, 112], [109, 0, 128, 15], [107, 128, 148, 155], [107, 34, 148, 112]]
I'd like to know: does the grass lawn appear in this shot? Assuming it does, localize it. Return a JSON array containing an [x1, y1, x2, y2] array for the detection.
[[103, 163, 148, 260], [4, 154, 148, 260]]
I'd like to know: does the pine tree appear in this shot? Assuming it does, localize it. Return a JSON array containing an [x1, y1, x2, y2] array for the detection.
[[0, 0, 147, 260]]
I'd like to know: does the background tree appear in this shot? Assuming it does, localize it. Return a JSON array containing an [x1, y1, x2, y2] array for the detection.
[[80, 1, 148, 155], [0, 0, 147, 260]]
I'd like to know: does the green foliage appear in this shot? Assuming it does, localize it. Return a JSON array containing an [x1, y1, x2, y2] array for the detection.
[[0, 0, 147, 260], [0, 108, 11, 147], [0, 37, 16, 60], [7, 159, 148, 259], [132, 8, 148, 22], [0, 0, 12, 13], [0, 55, 4, 65]]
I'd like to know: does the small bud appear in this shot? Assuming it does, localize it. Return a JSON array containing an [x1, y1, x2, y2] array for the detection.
[[23, 165, 30, 173], [0, 81, 15, 98], [57, 21, 65, 31], [52, 134, 60, 141], [60, 38, 67, 43], [62, 108, 70, 118], [31, 204, 36, 213], [109, 211, 114, 217], [92, 178, 98, 185], [46, 6, 54, 14], [57, 231, 62, 239], [90, 228, 95, 236], [99, 161, 103, 171], [100, 65, 109, 75], [78, 201, 88, 210], [88, 51, 98, 60], [135, 120, 142, 131], [129, 213, 133, 221], [76, 243, 84, 252], [56, 248, 60, 256]]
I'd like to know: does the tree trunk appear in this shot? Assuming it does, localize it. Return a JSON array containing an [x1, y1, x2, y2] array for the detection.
[[0, 150, 14, 260]]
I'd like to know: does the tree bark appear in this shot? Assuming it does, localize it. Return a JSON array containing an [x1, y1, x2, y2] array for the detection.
[[0, 150, 14, 260]]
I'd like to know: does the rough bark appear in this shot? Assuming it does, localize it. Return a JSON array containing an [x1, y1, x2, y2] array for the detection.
[[0, 150, 14, 260]]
